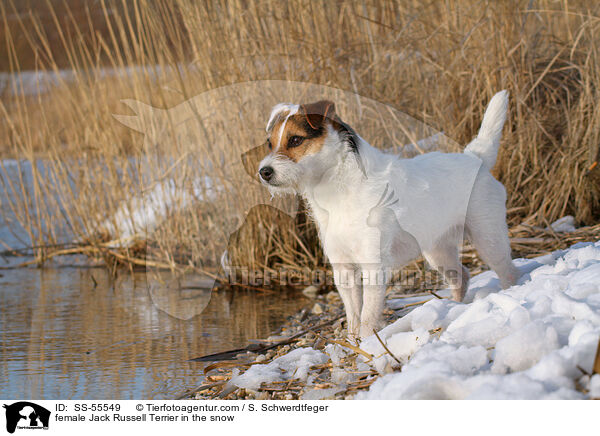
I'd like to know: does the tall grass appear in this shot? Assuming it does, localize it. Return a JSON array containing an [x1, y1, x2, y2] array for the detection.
[[1, 0, 599, 280]]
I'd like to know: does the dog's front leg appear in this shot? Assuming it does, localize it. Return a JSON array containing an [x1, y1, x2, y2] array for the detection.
[[332, 263, 362, 339], [359, 266, 388, 339]]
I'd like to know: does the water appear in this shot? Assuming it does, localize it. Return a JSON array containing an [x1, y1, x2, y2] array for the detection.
[[0, 159, 308, 400], [0, 266, 307, 399]]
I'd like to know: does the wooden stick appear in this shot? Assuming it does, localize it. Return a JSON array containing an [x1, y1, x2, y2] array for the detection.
[[322, 337, 373, 362], [373, 329, 402, 367], [190, 313, 344, 361], [399, 299, 432, 309], [429, 290, 444, 299]]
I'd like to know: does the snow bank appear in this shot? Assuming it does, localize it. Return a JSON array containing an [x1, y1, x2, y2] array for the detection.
[[0, 64, 177, 96], [357, 240, 600, 399], [101, 175, 215, 241], [212, 241, 600, 399], [0, 157, 218, 244]]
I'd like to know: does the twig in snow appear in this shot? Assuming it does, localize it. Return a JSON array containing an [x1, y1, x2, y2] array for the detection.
[[321, 336, 373, 362], [577, 365, 590, 376], [399, 299, 433, 310], [373, 329, 402, 367], [429, 290, 444, 299]]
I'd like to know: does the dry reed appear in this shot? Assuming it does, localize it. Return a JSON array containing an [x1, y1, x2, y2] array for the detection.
[[1, 0, 599, 281]]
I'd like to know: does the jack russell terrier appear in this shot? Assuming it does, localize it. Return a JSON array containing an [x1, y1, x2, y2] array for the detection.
[[258, 91, 520, 339]]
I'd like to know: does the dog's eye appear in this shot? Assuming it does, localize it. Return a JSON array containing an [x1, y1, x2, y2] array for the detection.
[[287, 136, 304, 148]]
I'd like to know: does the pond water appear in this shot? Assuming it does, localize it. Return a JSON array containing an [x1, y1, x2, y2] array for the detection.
[[0, 266, 308, 399]]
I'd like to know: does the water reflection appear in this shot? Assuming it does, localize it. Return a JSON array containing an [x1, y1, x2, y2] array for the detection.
[[0, 267, 307, 399]]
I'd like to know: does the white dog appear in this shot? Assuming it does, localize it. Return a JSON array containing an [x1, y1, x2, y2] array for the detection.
[[258, 91, 520, 339]]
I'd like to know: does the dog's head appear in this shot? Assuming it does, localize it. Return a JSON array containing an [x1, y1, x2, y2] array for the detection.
[[257, 100, 359, 194]]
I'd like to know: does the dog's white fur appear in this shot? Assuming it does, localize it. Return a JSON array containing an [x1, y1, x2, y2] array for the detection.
[[259, 91, 520, 339]]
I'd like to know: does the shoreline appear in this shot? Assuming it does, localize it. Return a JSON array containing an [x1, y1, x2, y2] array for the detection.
[[182, 239, 600, 400]]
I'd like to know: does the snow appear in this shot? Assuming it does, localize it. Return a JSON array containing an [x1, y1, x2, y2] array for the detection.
[[0, 159, 21, 168], [590, 374, 600, 397], [357, 240, 600, 399], [225, 240, 600, 399], [229, 347, 329, 391], [0, 64, 177, 96], [101, 175, 216, 242], [548, 215, 577, 233], [491, 320, 560, 373], [0, 157, 217, 246], [324, 344, 349, 366], [301, 386, 346, 400]]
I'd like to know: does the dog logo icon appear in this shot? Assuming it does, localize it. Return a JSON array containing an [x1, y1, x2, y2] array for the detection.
[[3, 402, 50, 434]]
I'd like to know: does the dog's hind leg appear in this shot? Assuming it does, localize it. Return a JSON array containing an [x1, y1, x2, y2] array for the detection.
[[465, 214, 519, 289], [465, 178, 520, 289], [332, 263, 363, 338], [423, 241, 470, 301]]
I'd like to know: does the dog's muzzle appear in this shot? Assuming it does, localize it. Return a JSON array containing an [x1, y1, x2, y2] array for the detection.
[[259, 166, 274, 182]]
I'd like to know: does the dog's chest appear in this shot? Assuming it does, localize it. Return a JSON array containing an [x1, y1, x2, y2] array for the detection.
[[307, 192, 377, 263], [323, 217, 370, 252]]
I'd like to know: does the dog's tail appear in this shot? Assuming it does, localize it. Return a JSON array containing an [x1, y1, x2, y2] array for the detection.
[[464, 90, 509, 170]]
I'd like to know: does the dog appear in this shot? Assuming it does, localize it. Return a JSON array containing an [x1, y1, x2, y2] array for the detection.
[[258, 92, 520, 339]]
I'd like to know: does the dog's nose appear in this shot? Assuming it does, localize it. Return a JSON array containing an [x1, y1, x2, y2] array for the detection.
[[259, 166, 274, 182]]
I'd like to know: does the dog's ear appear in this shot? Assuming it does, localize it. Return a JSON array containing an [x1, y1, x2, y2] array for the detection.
[[301, 100, 336, 130]]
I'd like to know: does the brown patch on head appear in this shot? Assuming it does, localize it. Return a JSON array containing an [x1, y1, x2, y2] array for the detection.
[[267, 100, 339, 162]]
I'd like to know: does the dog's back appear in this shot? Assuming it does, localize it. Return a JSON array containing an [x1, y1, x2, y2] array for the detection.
[[385, 150, 484, 250], [370, 90, 518, 302]]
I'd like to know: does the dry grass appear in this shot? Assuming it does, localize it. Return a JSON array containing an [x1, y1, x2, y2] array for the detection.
[[1, 0, 599, 280]]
